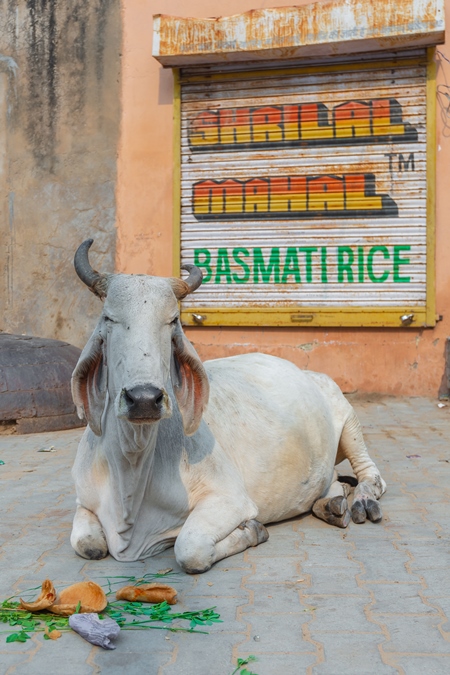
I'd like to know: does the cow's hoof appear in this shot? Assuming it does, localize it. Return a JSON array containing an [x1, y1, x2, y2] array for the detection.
[[329, 496, 347, 516], [366, 499, 382, 522], [351, 500, 366, 523], [75, 535, 109, 560], [313, 496, 351, 528], [331, 507, 351, 529], [327, 496, 351, 527], [184, 563, 212, 575], [351, 498, 382, 524], [246, 519, 269, 545]]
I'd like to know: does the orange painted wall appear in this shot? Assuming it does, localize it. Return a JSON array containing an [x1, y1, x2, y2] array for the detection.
[[117, 0, 450, 397]]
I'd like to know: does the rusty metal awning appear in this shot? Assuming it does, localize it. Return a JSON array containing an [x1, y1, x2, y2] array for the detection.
[[153, 0, 445, 67]]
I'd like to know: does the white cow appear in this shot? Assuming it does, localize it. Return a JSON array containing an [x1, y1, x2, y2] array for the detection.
[[70, 240, 386, 573]]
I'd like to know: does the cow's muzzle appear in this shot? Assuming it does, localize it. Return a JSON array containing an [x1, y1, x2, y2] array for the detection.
[[118, 385, 170, 423]]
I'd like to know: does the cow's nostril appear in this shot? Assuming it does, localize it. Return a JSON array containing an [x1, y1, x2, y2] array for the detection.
[[155, 392, 164, 406], [123, 389, 135, 406]]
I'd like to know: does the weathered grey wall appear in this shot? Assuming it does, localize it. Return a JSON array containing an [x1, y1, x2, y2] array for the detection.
[[0, 0, 120, 347]]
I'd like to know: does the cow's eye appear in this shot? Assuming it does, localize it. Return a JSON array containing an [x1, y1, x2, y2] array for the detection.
[[169, 316, 179, 326], [104, 315, 117, 324]]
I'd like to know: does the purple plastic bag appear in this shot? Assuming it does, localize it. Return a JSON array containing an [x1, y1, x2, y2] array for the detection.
[[69, 613, 120, 650]]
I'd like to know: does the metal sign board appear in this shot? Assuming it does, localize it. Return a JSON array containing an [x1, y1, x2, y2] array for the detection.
[[175, 51, 435, 327]]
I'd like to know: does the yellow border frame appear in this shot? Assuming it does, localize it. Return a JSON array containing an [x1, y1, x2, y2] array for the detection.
[[425, 47, 437, 327], [172, 68, 182, 278], [174, 54, 437, 328]]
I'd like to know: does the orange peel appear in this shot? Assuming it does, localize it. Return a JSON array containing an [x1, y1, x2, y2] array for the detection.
[[19, 579, 57, 611], [50, 581, 107, 615], [18, 579, 107, 616], [116, 583, 177, 605], [45, 626, 62, 640]]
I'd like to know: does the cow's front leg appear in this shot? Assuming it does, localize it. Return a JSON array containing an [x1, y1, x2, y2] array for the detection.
[[70, 505, 109, 560], [174, 497, 268, 574]]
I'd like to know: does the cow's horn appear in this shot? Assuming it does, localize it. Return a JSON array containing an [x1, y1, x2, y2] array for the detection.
[[74, 239, 108, 300], [170, 264, 203, 300], [181, 264, 203, 293]]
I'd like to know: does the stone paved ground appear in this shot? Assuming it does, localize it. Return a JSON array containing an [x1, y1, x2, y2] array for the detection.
[[0, 396, 449, 675]]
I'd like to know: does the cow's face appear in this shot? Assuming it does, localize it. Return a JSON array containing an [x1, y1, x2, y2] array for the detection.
[[71, 241, 209, 438], [102, 275, 179, 424]]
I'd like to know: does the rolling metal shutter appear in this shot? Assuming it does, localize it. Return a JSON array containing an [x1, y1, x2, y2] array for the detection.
[[176, 49, 435, 327]]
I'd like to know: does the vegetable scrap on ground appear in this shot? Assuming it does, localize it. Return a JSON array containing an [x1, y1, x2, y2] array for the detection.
[[0, 571, 222, 649]]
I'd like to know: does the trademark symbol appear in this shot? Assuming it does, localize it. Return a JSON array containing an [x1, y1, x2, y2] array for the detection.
[[384, 152, 415, 172]]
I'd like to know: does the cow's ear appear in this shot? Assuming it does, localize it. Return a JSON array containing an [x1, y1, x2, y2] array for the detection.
[[171, 330, 209, 436], [71, 331, 107, 436]]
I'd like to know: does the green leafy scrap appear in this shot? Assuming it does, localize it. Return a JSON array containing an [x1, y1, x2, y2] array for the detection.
[[1, 579, 223, 642], [105, 600, 223, 634], [231, 655, 258, 675], [0, 607, 68, 640], [0, 609, 38, 631], [6, 632, 31, 643], [1, 571, 219, 641], [45, 618, 68, 630]]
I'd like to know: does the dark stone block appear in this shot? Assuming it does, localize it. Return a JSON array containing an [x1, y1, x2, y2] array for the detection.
[[0, 391, 36, 420], [17, 413, 86, 434], [0, 334, 85, 433], [0, 367, 7, 393], [33, 387, 76, 417]]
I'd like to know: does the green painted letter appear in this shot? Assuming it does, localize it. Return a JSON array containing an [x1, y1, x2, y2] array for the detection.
[[215, 248, 232, 284], [393, 245, 411, 282], [367, 246, 389, 283], [253, 247, 280, 283], [194, 248, 212, 283], [232, 247, 251, 284], [357, 246, 365, 283], [337, 246, 354, 283], [298, 247, 317, 283], [281, 247, 301, 283], [321, 247, 328, 283]]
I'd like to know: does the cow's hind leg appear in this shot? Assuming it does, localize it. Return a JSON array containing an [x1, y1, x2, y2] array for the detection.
[[338, 409, 386, 524], [70, 505, 109, 560], [312, 475, 351, 528]]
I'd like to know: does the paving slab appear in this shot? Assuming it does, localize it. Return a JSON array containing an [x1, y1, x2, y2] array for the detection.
[[391, 654, 450, 674], [0, 396, 449, 674]]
